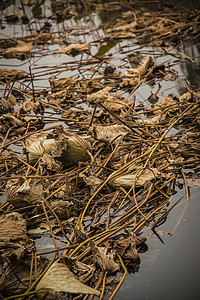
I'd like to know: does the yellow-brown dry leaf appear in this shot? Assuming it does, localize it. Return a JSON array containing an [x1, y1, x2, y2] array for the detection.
[[94, 124, 130, 144], [0, 68, 26, 81], [57, 42, 90, 55], [108, 168, 160, 189], [36, 260, 100, 298], [49, 77, 77, 90], [93, 246, 120, 273], [4, 40, 32, 55], [122, 55, 154, 77]]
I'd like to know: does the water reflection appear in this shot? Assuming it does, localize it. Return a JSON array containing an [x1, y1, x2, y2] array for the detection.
[[179, 42, 200, 91]]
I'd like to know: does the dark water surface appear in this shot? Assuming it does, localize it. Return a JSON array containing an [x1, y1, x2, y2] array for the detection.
[[116, 188, 200, 300]]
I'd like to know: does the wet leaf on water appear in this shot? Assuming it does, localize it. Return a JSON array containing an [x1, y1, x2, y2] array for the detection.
[[36, 259, 100, 298], [57, 42, 91, 55]]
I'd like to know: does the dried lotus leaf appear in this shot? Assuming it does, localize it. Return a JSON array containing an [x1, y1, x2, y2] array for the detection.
[[6, 177, 44, 208], [94, 124, 130, 144], [87, 86, 112, 103], [50, 127, 92, 167], [57, 42, 90, 55], [26, 138, 57, 163], [108, 168, 160, 189], [122, 55, 154, 77], [49, 77, 77, 90], [36, 260, 100, 298], [26, 126, 92, 167], [3, 40, 32, 55], [0, 68, 26, 82], [93, 246, 120, 273], [57, 131, 92, 167]]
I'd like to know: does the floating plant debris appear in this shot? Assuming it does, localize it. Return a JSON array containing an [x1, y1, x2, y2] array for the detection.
[[0, 0, 200, 299]]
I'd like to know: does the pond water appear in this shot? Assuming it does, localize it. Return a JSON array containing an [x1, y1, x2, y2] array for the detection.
[[0, 0, 200, 299], [116, 188, 200, 300]]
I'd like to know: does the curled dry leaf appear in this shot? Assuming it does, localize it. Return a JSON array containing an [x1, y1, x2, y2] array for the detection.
[[26, 138, 57, 163], [79, 174, 103, 194], [49, 77, 77, 90], [153, 93, 180, 117], [39, 153, 62, 173], [36, 260, 100, 298], [87, 87, 132, 112], [108, 168, 160, 189], [47, 90, 72, 105], [87, 86, 112, 103], [26, 126, 92, 167], [106, 21, 136, 39], [0, 68, 26, 81], [0, 113, 24, 135], [0, 212, 34, 258], [112, 231, 140, 261], [3, 40, 32, 56], [51, 127, 92, 167], [93, 124, 130, 144], [122, 55, 154, 77], [1, 94, 16, 111], [80, 78, 104, 93], [17, 100, 39, 115], [49, 200, 72, 220], [0, 257, 48, 297], [57, 42, 91, 55], [93, 246, 120, 273], [6, 177, 44, 208]]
